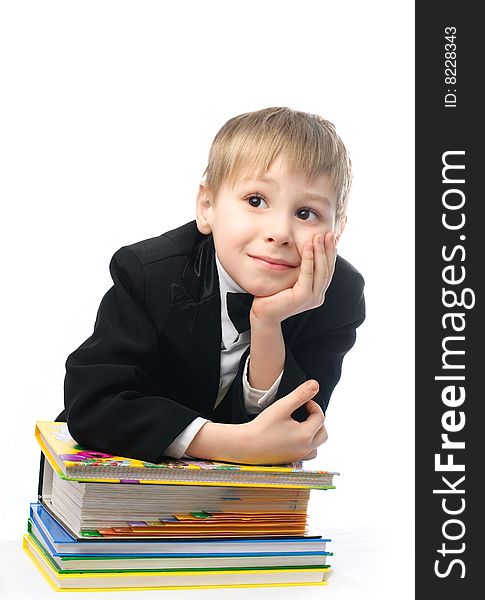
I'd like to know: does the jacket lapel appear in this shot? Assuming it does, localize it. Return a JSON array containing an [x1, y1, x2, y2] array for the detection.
[[162, 234, 222, 417]]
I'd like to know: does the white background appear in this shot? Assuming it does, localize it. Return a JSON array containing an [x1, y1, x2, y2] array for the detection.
[[0, 1, 414, 598]]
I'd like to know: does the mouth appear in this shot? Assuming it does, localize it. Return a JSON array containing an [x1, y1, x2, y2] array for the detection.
[[248, 255, 298, 272]]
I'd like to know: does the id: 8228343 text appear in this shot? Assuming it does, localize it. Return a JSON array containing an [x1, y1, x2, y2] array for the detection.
[[444, 26, 457, 108]]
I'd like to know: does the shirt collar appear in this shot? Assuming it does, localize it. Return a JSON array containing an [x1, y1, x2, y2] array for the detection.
[[215, 254, 249, 348]]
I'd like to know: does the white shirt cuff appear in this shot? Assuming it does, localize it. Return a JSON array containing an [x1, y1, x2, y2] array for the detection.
[[242, 355, 284, 414], [162, 417, 211, 459]]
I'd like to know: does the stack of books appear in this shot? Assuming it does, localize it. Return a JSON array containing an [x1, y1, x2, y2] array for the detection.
[[24, 421, 338, 591]]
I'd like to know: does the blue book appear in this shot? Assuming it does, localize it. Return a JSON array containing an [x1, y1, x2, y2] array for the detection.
[[29, 503, 331, 558]]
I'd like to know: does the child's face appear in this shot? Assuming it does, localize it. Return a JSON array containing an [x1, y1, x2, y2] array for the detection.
[[196, 155, 342, 297]]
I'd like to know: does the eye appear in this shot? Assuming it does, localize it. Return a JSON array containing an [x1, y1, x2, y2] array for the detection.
[[245, 194, 268, 209], [296, 207, 321, 222]]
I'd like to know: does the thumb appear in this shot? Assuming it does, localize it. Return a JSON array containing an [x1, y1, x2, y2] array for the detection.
[[279, 380, 319, 414]]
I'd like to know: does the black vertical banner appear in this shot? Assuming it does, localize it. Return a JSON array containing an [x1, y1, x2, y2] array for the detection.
[[416, 3, 481, 598]]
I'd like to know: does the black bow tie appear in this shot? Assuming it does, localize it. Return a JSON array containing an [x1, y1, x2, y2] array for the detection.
[[226, 292, 254, 334]]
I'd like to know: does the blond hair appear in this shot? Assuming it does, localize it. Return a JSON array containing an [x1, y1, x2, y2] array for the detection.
[[202, 107, 352, 224]]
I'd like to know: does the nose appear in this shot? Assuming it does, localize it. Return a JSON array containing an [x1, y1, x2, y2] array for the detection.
[[263, 214, 293, 246]]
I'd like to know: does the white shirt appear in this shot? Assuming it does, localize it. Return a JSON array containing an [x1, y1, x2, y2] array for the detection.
[[163, 254, 283, 459]]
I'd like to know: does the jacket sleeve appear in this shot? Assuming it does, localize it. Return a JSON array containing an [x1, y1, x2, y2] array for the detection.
[[64, 246, 202, 463]]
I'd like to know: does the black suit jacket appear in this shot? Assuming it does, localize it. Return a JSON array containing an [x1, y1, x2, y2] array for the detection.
[[56, 220, 365, 464]]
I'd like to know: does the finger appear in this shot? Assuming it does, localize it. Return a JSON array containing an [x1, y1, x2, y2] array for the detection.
[[312, 233, 330, 299], [277, 380, 319, 415], [305, 398, 324, 417], [297, 241, 314, 293], [311, 423, 328, 446], [303, 400, 325, 434], [317, 232, 337, 294], [324, 231, 337, 278], [311, 234, 325, 290], [301, 449, 318, 461]]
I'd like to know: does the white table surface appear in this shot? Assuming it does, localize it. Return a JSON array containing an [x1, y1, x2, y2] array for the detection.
[[0, 527, 413, 600]]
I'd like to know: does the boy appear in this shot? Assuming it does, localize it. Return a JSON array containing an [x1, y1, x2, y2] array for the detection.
[[57, 107, 365, 467]]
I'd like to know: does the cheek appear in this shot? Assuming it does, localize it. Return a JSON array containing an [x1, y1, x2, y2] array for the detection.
[[224, 218, 255, 246], [213, 220, 250, 256], [294, 228, 316, 249], [295, 227, 328, 254], [262, 271, 299, 296], [287, 269, 300, 287], [294, 240, 307, 260]]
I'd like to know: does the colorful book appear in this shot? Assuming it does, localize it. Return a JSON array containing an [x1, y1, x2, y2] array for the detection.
[[40, 461, 325, 539], [36, 421, 338, 488], [29, 502, 330, 557], [27, 505, 331, 571], [23, 533, 330, 591]]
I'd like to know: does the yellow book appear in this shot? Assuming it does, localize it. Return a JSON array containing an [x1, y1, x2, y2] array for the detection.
[[36, 421, 338, 489], [23, 534, 329, 591]]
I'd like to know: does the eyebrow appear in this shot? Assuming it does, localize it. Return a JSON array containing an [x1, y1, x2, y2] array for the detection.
[[242, 175, 331, 206], [302, 192, 331, 206]]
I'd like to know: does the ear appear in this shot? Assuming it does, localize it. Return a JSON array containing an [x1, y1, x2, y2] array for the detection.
[[334, 214, 347, 245], [195, 181, 213, 235]]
